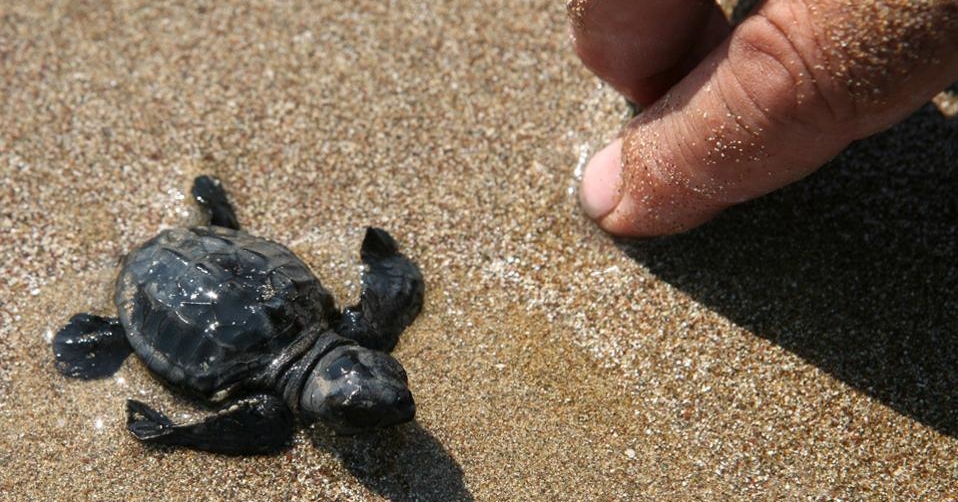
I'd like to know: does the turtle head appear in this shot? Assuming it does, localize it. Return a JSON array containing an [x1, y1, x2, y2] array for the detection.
[[300, 345, 415, 434]]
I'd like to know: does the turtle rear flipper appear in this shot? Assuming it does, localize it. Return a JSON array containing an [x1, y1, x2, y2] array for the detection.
[[336, 227, 424, 352], [53, 313, 131, 379], [127, 394, 294, 455], [126, 399, 175, 440]]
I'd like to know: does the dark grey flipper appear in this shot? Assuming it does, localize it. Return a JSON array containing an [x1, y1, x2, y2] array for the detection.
[[336, 227, 424, 352], [191, 175, 240, 230], [53, 313, 132, 379], [126, 394, 294, 455]]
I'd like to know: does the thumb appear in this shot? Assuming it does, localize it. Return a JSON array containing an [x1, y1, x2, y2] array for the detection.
[[579, 0, 958, 236]]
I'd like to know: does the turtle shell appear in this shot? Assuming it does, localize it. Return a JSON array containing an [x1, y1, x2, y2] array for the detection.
[[115, 226, 336, 401]]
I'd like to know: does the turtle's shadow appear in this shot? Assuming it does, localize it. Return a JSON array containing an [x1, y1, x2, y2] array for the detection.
[[311, 421, 473, 502], [617, 105, 958, 435]]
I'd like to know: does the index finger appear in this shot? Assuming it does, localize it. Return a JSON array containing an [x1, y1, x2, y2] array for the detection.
[[569, 0, 731, 105]]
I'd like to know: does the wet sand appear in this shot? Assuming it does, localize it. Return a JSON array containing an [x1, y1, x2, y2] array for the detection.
[[1, 1, 956, 500]]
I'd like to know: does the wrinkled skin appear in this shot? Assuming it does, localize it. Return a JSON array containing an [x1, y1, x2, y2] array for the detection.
[[571, 0, 958, 236]]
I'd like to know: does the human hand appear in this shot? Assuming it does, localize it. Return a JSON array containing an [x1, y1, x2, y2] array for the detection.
[[570, 0, 958, 236]]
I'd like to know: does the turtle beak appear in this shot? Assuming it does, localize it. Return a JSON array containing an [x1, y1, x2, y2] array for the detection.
[[317, 386, 415, 435]]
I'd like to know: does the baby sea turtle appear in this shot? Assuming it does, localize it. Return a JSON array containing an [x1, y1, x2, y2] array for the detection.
[[53, 175, 424, 455]]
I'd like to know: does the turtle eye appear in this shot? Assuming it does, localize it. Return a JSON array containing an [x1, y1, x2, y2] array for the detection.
[[321, 349, 372, 381]]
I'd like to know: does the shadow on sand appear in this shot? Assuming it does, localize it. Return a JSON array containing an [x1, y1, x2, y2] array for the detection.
[[619, 105, 957, 436], [312, 421, 473, 502]]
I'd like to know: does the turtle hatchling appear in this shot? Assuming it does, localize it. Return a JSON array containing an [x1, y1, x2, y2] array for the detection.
[[53, 175, 424, 455]]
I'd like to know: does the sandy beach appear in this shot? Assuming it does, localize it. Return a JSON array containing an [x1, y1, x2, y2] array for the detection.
[[1, 1, 956, 500]]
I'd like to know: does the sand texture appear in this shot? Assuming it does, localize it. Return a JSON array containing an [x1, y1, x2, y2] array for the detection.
[[1, 1, 956, 500]]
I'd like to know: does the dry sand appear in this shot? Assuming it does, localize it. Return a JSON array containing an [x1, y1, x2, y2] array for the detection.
[[1, 1, 956, 500]]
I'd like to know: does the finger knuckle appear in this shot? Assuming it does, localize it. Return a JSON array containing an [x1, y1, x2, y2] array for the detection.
[[729, 2, 857, 130]]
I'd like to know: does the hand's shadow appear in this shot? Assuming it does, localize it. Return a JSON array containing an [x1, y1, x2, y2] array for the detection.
[[618, 104, 957, 436], [312, 421, 474, 502]]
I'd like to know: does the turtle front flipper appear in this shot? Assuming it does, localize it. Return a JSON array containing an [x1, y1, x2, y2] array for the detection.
[[191, 175, 240, 230], [53, 313, 131, 379], [126, 394, 294, 455], [336, 227, 424, 352]]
